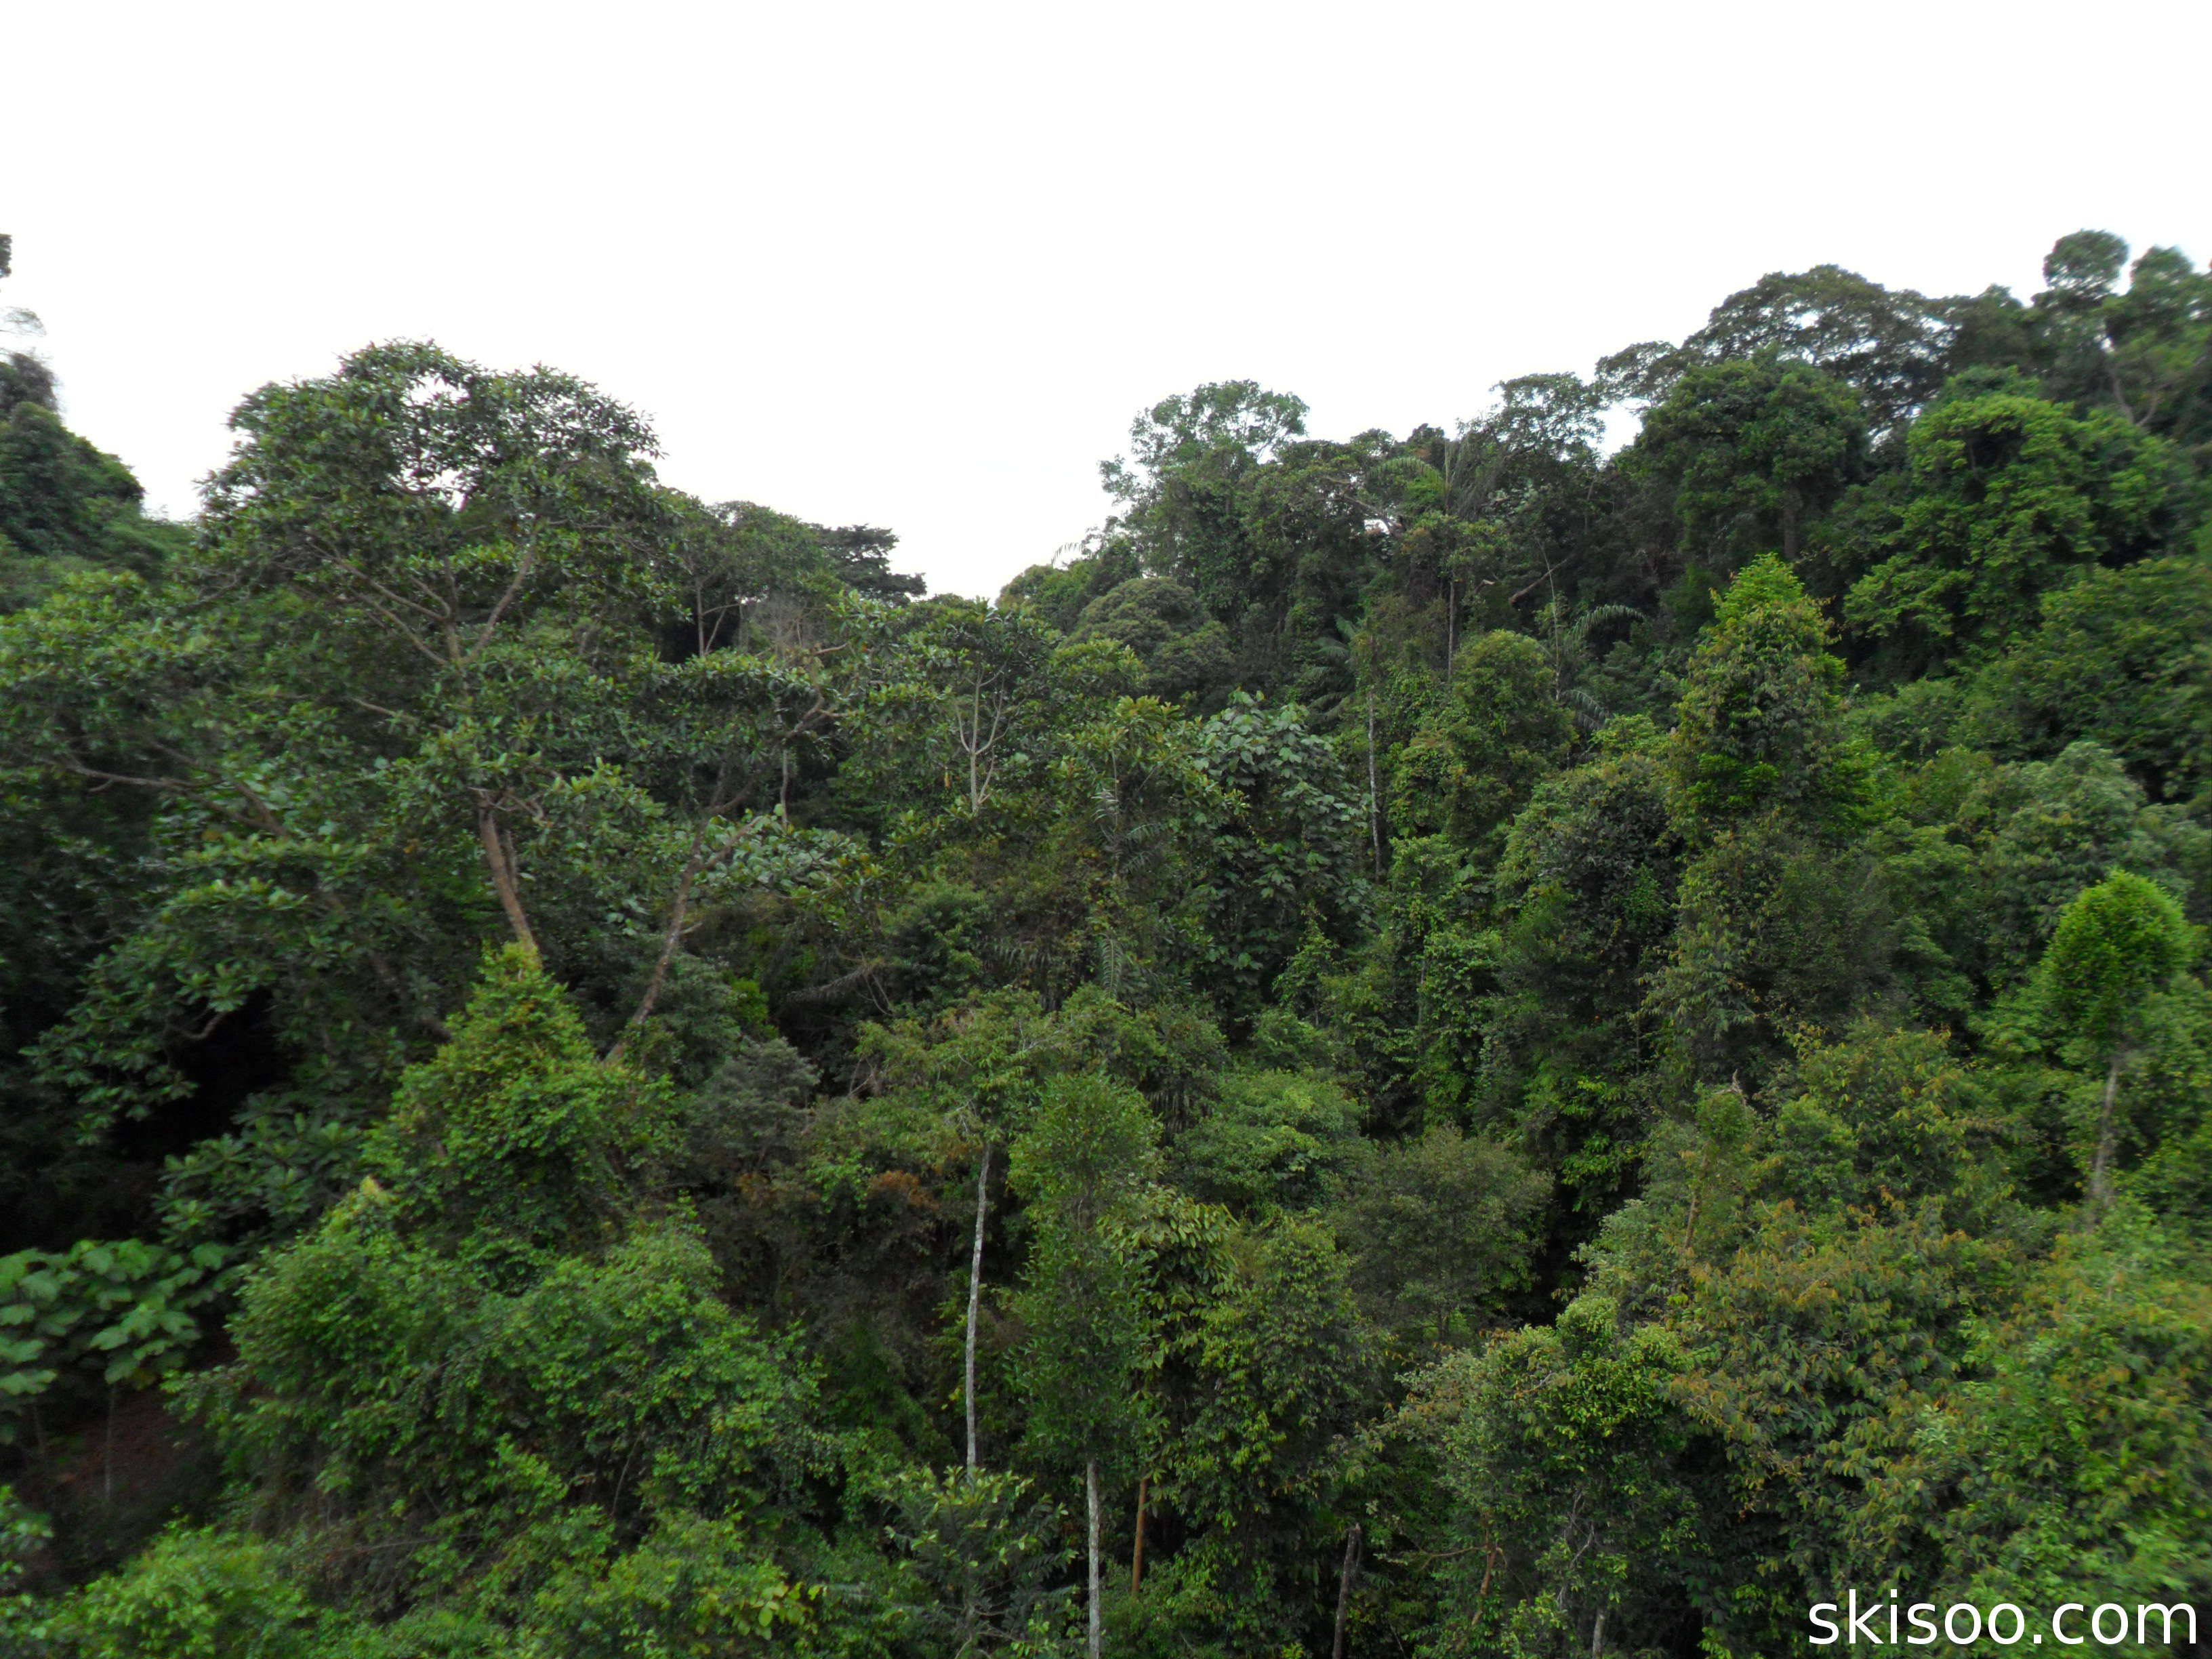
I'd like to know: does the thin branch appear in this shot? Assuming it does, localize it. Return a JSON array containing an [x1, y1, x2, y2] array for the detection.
[[54, 759, 190, 795], [607, 832, 711, 1061], [463, 541, 539, 665]]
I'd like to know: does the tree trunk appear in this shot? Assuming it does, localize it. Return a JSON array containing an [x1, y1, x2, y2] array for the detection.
[[2089, 1049, 2125, 1213], [1086, 1459, 1103, 1659], [964, 1145, 990, 1477], [2104, 355, 2141, 427], [967, 682, 985, 813], [1591, 1607, 1607, 1658], [1130, 1475, 1147, 1595], [1332, 1521, 1361, 1659], [611, 836, 708, 1061], [1683, 1144, 1708, 1259], [1366, 686, 1382, 878], [476, 806, 539, 954]]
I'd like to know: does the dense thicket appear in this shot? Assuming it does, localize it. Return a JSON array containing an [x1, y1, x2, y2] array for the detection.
[[2, 230, 2209, 1658]]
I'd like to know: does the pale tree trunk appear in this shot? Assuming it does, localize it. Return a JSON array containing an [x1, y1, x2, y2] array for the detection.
[[1591, 1608, 1607, 1658], [476, 806, 539, 954], [964, 1145, 990, 1476], [2089, 1049, 2125, 1214], [2104, 356, 2141, 426], [1332, 1522, 1361, 1659], [1366, 687, 1382, 878], [610, 834, 708, 1061], [968, 683, 983, 813], [1130, 1475, 1147, 1595], [1086, 1460, 1103, 1659]]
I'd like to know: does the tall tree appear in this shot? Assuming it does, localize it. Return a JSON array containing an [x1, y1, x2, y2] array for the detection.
[[1008, 1071, 1160, 1659], [1652, 554, 1879, 1070], [1845, 389, 2186, 669], [2034, 870, 2196, 1210]]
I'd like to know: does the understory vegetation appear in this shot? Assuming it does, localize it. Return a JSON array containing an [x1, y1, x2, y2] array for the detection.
[[2, 227, 2210, 1657]]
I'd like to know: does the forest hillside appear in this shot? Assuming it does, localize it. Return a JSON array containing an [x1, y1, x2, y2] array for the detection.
[[1, 228, 2211, 1658]]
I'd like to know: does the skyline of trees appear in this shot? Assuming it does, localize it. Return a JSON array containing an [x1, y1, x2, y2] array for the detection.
[[1, 225, 2208, 1658]]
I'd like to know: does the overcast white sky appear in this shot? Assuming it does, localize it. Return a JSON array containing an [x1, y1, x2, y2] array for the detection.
[[9, 0, 2210, 598]]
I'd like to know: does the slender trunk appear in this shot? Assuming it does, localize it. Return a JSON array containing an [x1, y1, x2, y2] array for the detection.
[[1591, 1608, 1607, 1658], [1332, 1521, 1361, 1659], [476, 807, 539, 954], [2104, 355, 2140, 426], [1446, 577, 1457, 678], [1086, 1460, 1103, 1659], [1366, 687, 1382, 878], [1130, 1475, 1147, 1595], [967, 682, 984, 813], [2089, 1049, 2124, 1213], [611, 838, 708, 1061], [958, 1147, 985, 1644], [964, 1145, 990, 1477]]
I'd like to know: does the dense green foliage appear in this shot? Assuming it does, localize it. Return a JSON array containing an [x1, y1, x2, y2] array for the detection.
[[3, 228, 2211, 1657]]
